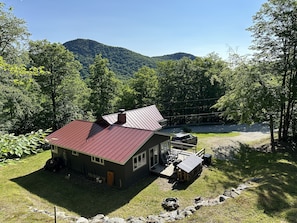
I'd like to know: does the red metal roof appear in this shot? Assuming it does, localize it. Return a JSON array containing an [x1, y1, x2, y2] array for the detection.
[[46, 120, 154, 165], [102, 105, 164, 131]]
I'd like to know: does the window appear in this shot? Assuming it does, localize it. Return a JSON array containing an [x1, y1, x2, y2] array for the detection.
[[149, 146, 159, 168], [160, 141, 170, 154], [133, 151, 146, 171], [51, 145, 58, 154], [91, 156, 104, 165], [72, 151, 79, 156]]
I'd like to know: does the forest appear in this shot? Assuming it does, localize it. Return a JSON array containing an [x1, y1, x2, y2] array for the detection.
[[1, 0, 297, 158], [63, 38, 196, 78]]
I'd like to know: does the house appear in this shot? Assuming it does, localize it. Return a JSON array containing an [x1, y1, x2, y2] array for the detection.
[[45, 105, 171, 188]]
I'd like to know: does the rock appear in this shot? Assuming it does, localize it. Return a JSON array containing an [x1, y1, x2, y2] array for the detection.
[[223, 189, 239, 198], [231, 187, 241, 195], [219, 195, 229, 202], [174, 214, 184, 221], [90, 214, 105, 223], [158, 212, 171, 222], [184, 206, 196, 213], [126, 216, 146, 223], [105, 217, 126, 223], [159, 210, 177, 221], [147, 215, 164, 223], [194, 196, 202, 203], [194, 203, 202, 210], [207, 199, 219, 206], [76, 217, 89, 223], [237, 183, 248, 191]]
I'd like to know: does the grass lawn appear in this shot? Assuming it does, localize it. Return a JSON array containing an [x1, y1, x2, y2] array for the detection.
[[0, 133, 297, 222], [194, 132, 241, 150]]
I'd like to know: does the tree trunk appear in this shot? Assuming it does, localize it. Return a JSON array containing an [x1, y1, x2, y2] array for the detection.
[[50, 72, 57, 130], [282, 102, 290, 141], [269, 114, 275, 152], [292, 113, 297, 140], [278, 104, 284, 140]]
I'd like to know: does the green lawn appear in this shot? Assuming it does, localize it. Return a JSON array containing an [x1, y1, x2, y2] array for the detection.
[[0, 134, 297, 222], [194, 132, 241, 150]]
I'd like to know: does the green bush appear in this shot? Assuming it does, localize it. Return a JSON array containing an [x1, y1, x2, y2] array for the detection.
[[0, 129, 51, 162]]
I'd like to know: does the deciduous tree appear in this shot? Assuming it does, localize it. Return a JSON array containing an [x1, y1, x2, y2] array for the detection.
[[157, 56, 226, 124], [0, 3, 30, 63], [88, 54, 118, 117], [129, 66, 158, 108], [0, 56, 42, 133], [29, 40, 87, 130], [248, 0, 297, 140]]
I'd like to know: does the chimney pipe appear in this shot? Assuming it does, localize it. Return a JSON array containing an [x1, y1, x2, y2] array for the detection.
[[117, 109, 126, 124]]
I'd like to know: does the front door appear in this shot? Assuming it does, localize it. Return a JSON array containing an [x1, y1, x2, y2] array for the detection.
[[149, 146, 159, 168], [107, 171, 114, 186]]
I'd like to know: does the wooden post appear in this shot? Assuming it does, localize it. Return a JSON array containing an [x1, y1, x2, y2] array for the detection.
[[54, 206, 57, 223]]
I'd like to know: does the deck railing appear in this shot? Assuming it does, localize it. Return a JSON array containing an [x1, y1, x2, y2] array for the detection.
[[195, 148, 206, 157]]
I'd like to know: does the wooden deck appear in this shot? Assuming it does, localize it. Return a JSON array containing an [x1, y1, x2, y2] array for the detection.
[[151, 163, 175, 178], [150, 148, 206, 179]]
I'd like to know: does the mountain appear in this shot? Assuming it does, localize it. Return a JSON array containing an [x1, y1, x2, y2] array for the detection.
[[152, 52, 196, 61], [63, 39, 196, 78]]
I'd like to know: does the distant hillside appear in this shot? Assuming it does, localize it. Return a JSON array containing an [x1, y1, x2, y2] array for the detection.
[[63, 39, 196, 78], [152, 52, 196, 61]]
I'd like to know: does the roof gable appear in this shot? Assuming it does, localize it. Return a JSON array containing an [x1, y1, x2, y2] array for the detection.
[[46, 120, 105, 151], [102, 105, 164, 131], [46, 120, 155, 165]]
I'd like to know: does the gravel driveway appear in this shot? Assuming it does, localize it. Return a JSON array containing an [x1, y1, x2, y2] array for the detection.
[[162, 123, 272, 160]]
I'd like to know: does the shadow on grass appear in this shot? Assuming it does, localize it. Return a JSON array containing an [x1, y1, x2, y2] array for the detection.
[[11, 168, 157, 218], [212, 142, 297, 223]]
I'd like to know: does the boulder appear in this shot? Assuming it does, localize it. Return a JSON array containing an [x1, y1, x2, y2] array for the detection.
[[147, 215, 164, 223], [126, 216, 146, 223], [89, 214, 105, 223], [105, 217, 126, 223], [76, 217, 89, 223]]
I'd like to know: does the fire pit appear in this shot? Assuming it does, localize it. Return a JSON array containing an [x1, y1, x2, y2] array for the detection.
[[161, 197, 179, 211]]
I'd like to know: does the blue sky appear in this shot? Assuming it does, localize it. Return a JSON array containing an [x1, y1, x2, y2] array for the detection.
[[4, 0, 266, 58]]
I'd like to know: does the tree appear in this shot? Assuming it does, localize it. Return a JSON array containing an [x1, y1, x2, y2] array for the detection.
[[129, 66, 158, 108], [0, 3, 30, 63], [214, 54, 280, 151], [157, 56, 226, 124], [29, 40, 87, 130], [0, 56, 42, 133], [213, 54, 279, 124], [116, 83, 137, 110], [248, 0, 297, 140], [88, 54, 119, 117]]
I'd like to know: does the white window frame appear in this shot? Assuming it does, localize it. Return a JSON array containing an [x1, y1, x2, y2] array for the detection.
[[133, 151, 146, 171], [51, 145, 58, 154], [91, 156, 105, 165], [72, 151, 79, 156]]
